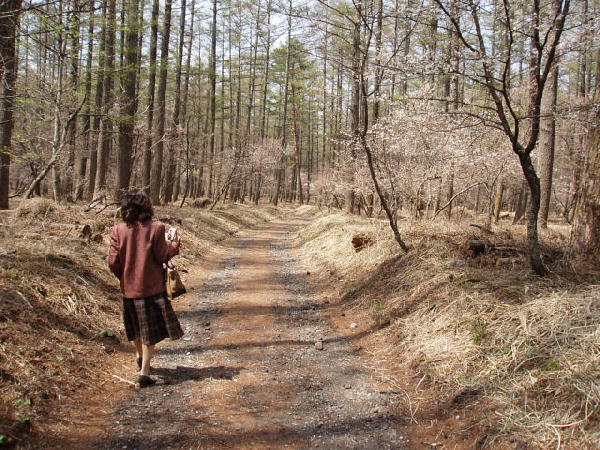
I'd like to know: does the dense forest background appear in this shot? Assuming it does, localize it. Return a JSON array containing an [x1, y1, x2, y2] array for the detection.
[[0, 0, 599, 271]]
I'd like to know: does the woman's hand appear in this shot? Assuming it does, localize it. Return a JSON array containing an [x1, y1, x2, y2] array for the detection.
[[171, 229, 181, 248]]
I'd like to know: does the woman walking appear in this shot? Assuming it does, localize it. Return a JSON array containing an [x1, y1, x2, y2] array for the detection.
[[107, 191, 184, 387]]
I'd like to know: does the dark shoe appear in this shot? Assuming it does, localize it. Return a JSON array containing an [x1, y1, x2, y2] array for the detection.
[[138, 375, 156, 388]]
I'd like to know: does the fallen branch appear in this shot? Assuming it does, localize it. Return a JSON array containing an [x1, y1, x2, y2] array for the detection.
[[112, 374, 136, 386], [93, 202, 120, 216], [16, 291, 33, 309], [84, 195, 106, 212], [470, 223, 495, 235]]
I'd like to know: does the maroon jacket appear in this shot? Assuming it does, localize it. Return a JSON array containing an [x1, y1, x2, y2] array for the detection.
[[107, 221, 180, 298]]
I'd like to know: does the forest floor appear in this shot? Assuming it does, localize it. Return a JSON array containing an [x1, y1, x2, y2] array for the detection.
[[1, 202, 598, 449]]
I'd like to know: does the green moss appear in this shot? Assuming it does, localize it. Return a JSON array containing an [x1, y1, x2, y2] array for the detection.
[[373, 300, 386, 311], [470, 319, 488, 345], [539, 359, 561, 371]]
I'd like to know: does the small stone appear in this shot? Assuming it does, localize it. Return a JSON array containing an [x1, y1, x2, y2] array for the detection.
[[204, 322, 210, 327], [344, 384, 351, 389], [314, 341, 324, 351], [349, 323, 358, 329], [455, 415, 460, 420], [340, 312, 345, 317]]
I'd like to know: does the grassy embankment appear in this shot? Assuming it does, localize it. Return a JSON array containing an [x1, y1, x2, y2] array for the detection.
[[0, 198, 284, 447], [297, 209, 599, 448]]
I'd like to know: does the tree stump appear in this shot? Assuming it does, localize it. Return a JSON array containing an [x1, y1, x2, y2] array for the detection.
[[352, 233, 375, 252]]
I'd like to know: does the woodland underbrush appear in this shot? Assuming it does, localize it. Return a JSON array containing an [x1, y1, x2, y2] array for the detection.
[[297, 211, 599, 448], [0, 198, 282, 447]]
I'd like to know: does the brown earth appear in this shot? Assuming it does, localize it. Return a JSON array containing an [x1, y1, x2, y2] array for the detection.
[[24, 213, 494, 449]]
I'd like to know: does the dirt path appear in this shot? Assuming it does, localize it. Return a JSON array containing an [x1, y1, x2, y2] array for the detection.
[[95, 215, 410, 449]]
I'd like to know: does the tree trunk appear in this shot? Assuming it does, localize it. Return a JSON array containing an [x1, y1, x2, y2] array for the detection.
[[539, 63, 559, 228], [64, 0, 81, 201], [207, 0, 217, 199], [273, 0, 292, 206], [115, 0, 140, 201], [321, 25, 328, 173], [361, 133, 409, 252], [142, 0, 160, 189], [245, 0, 261, 140], [0, 0, 22, 209], [259, 0, 272, 139], [346, 0, 362, 214], [52, 0, 65, 202], [513, 180, 529, 224], [75, 5, 95, 201], [518, 151, 547, 275], [87, 0, 107, 198], [93, 0, 117, 200], [230, 1, 242, 203], [291, 85, 303, 204], [494, 179, 504, 223], [178, 0, 195, 203], [372, 0, 383, 121], [446, 169, 454, 219], [163, 0, 187, 204], [149, 0, 173, 204], [570, 80, 600, 265]]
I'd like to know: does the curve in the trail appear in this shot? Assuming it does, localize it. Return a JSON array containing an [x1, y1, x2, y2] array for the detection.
[[96, 215, 409, 449]]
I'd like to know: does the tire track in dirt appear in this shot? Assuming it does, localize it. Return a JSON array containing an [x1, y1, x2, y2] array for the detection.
[[95, 215, 409, 449]]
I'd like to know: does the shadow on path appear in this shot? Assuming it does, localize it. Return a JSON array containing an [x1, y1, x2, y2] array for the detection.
[[152, 365, 242, 385], [160, 326, 384, 355]]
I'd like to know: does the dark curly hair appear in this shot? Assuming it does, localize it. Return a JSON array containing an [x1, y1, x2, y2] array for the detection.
[[121, 190, 154, 225]]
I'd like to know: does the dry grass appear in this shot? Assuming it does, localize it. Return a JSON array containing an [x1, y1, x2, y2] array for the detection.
[[15, 197, 57, 219], [0, 199, 284, 446], [297, 211, 600, 448]]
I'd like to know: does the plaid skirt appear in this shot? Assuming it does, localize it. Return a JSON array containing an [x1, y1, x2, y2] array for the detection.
[[122, 293, 184, 345]]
